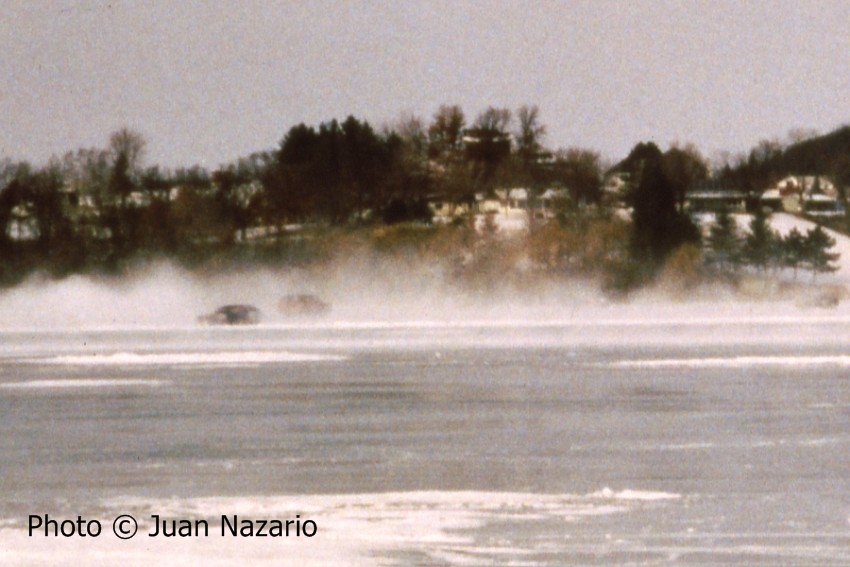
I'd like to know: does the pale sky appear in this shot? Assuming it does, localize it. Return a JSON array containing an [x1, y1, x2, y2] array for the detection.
[[3, 0, 850, 170]]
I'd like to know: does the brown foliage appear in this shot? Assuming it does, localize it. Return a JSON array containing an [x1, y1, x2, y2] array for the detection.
[[656, 243, 704, 294]]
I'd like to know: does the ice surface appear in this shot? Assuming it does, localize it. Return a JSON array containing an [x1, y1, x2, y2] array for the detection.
[[0, 378, 164, 389], [36, 351, 345, 366], [608, 355, 850, 369], [0, 490, 680, 567], [5, 489, 848, 565]]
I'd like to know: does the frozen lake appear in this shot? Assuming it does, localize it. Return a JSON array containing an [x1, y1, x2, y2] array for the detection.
[[2, 318, 850, 565]]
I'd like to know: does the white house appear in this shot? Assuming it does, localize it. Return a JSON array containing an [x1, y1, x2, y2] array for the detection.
[[768, 175, 840, 215], [538, 188, 569, 219], [6, 202, 39, 241]]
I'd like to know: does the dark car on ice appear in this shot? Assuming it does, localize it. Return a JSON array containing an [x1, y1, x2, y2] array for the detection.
[[199, 304, 261, 325]]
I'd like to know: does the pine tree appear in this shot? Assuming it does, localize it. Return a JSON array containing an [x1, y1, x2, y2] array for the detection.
[[803, 225, 839, 280], [629, 142, 699, 269], [707, 205, 740, 272], [742, 207, 777, 271], [780, 227, 806, 279]]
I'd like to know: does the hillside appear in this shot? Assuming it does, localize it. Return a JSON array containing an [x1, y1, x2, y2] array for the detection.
[[769, 213, 850, 281], [777, 126, 850, 179]]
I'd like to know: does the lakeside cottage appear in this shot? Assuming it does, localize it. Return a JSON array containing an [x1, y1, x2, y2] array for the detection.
[[766, 175, 843, 218], [430, 187, 571, 231]]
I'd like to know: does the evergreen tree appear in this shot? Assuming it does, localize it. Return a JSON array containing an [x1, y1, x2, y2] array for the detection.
[[707, 205, 740, 272], [274, 116, 392, 225], [628, 142, 699, 269], [803, 225, 839, 280], [742, 207, 777, 271], [780, 227, 806, 279]]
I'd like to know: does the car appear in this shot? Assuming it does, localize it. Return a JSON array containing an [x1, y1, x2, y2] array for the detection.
[[199, 304, 261, 325], [278, 294, 330, 317]]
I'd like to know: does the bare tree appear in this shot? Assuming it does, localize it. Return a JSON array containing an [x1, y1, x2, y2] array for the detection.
[[553, 147, 603, 208], [473, 107, 511, 133], [109, 128, 146, 175], [787, 127, 820, 146], [428, 104, 466, 160], [515, 104, 546, 168], [512, 105, 548, 232], [465, 107, 512, 192], [392, 111, 429, 169], [388, 111, 429, 201], [425, 105, 472, 208], [105, 129, 147, 256]]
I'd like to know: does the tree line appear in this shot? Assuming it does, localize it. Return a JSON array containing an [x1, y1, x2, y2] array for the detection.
[[0, 105, 610, 280], [0, 103, 843, 292], [708, 206, 839, 280]]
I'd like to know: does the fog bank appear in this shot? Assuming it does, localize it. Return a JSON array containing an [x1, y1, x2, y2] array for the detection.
[[0, 257, 848, 332]]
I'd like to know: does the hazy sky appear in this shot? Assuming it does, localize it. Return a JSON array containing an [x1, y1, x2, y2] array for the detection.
[[4, 1, 850, 169]]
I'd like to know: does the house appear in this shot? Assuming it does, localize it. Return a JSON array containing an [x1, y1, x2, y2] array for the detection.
[[474, 193, 502, 214], [537, 188, 569, 219], [6, 202, 39, 241], [597, 171, 634, 212], [428, 194, 473, 223], [766, 175, 842, 217], [506, 188, 528, 210], [125, 190, 153, 208], [685, 182, 747, 214], [233, 180, 264, 208], [803, 193, 844, 218], [759, 189, 783, 212], [430, 187, 568, 231]]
